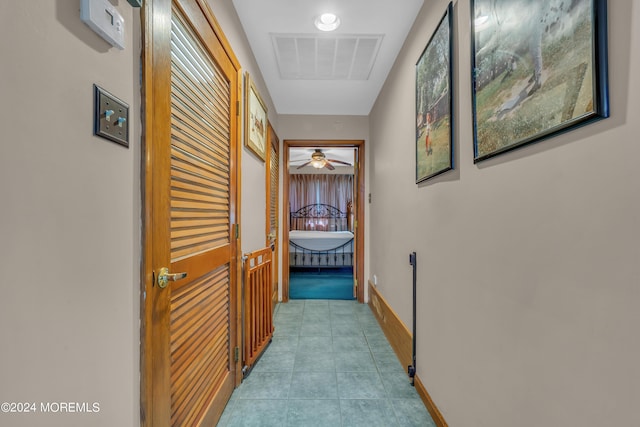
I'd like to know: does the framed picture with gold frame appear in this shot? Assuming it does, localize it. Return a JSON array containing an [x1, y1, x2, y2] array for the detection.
[[244, 72, 268, 161]]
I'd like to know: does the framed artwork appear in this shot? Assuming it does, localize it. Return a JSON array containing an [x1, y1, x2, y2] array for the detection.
[[244, 72, 268, 161], [471, 0, 609, 163], [416, 2, 454, 183]]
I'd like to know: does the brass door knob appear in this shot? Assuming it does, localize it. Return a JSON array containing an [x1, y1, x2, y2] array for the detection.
[[156, 267, 187, 288]]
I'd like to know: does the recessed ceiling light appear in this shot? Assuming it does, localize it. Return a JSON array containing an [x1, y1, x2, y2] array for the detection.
[[315, 12, 340, 32]]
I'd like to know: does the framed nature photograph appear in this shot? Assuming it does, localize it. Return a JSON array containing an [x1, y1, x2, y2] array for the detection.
[[416, 2, 454, 183], [244, 72, 268, 161], [471, 0, 609, 163]]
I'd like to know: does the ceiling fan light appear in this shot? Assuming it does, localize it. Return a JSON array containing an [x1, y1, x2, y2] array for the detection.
[[311, 159, 325, 168], [315, 13, 340, 31]]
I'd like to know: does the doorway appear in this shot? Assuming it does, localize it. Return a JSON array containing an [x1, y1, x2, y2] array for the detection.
[[282, 140, 365, 303]]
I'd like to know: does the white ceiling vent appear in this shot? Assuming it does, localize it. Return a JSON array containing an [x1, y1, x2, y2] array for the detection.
[[271, 34, 383, 80]]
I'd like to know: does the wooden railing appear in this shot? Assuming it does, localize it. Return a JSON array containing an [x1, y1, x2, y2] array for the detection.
[[242, 247, 274, 373]]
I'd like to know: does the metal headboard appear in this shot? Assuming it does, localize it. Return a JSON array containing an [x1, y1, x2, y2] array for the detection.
[[290, 203, 348, 231]]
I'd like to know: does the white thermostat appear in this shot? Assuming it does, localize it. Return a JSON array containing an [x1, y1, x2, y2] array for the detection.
[[80, 0, 125, 50]]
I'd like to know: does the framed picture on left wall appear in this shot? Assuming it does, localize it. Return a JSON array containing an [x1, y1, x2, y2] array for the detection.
[[244, 72, 268, 161], [415, 2, 454, 183]]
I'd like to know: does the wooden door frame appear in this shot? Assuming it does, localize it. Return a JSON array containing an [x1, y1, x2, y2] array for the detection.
[[140, 1, 244, 425], [282, 139, 365, 303], [266, 123, 280, 310]]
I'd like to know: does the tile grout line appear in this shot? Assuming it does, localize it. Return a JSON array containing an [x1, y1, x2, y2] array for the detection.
[[221, 299, 433, 426]]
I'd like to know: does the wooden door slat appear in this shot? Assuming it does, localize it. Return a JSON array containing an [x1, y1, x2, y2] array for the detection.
[[171, 100, 230, 155], [165, 5, 237, 424]]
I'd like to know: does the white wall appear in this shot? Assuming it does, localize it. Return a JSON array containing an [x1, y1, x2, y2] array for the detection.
[[369, 0, 640, 426], [0, 2, 140, 427]]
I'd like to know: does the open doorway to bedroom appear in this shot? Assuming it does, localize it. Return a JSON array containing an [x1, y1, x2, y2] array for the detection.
[[282, 140, 365, 303]]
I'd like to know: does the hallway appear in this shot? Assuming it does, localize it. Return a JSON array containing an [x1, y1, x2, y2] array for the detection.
[[218, 300, 434, 426]]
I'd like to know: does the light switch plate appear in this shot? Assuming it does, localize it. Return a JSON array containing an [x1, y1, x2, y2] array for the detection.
[[94, 85, 129, 148]]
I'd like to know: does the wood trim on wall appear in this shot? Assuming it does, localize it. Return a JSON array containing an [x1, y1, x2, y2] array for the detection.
[[368, 280, 448, 427], [368, 280, 412, 368], [194, 0, 240, 70], [414, 375, 449, 427]]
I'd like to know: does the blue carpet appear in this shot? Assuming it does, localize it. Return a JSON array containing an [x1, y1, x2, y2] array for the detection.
[[289, 269, 354, 300]]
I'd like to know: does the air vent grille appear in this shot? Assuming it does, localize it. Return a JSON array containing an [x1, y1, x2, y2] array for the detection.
[[271, 34, 383, 80]]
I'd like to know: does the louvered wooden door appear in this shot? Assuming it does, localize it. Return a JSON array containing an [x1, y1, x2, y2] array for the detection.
[[143, 0, 240, 426], [266, 124, 279, 311]]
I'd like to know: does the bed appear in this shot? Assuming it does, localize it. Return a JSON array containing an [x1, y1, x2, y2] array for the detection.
[[289, 204, 354, 268]]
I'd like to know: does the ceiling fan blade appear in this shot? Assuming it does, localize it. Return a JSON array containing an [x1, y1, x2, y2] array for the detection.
[[326, 158, 352, 166], [297, 161, 312, 169], [324, 161, 335, 170]]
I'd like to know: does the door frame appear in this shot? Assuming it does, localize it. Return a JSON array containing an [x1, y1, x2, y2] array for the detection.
[[282, 139, 365, 303], [266, 123, 280, 310], [140, 0, 244, 425]]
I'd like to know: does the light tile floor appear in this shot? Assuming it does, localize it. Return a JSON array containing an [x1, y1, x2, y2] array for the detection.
[[217, 299, 435, 427]]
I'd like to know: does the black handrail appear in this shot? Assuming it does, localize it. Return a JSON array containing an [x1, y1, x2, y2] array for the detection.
[[408, 252, 417, 386]]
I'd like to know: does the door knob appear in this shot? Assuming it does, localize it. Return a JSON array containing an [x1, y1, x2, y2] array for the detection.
[[156, 267, 187, 288]]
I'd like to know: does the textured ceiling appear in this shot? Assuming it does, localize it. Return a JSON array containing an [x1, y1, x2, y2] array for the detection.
[[231, 0, 425, 115]]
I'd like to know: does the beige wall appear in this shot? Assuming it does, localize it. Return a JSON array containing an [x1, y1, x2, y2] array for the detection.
[[369, 0, 640, 426], [208, 0, 279, 255], [0, 2, 140, 427], [0, 2, 278, 426], [4, 1, 637, 426]]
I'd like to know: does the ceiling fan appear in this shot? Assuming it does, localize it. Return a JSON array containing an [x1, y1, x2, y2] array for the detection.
[[295, 149, 352, 170]]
